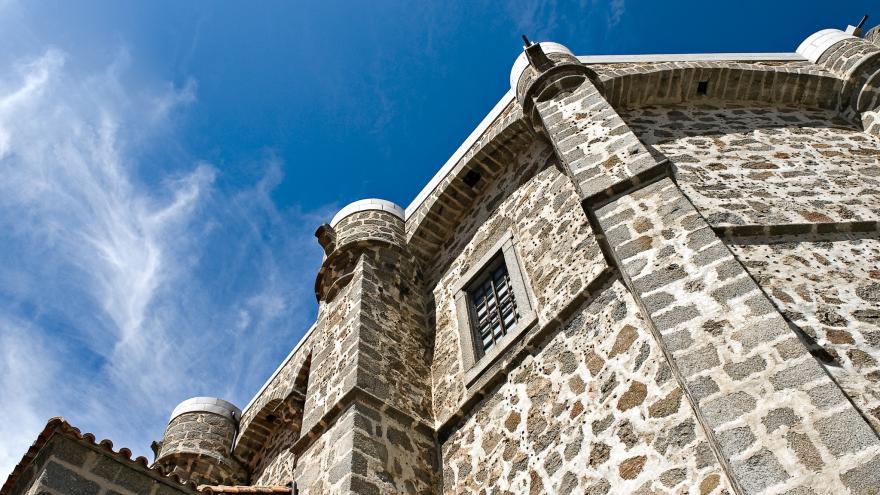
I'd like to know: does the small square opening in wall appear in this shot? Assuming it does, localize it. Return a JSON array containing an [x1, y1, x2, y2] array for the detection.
[[697, 80, 709, 95], [463, 169, 482, 187]]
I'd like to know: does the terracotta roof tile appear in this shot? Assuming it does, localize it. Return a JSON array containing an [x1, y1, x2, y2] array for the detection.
[[1, 417, 198, 495]]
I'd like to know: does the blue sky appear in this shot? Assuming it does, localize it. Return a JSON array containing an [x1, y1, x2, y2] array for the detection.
[[0, 0, 875, 475]]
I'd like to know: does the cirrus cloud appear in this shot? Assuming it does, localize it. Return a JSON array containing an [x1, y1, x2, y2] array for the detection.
[[0, 46, 327, 476]]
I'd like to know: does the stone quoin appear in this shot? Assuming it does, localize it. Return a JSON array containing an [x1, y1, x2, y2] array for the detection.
[[5, 19, 880, 495]]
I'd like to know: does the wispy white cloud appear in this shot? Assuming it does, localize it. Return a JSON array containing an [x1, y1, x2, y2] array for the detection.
[[0, 46, 327, 476], [502, 0, 626, 42], [0, 318, 65, 474], [503, 0, 562, 38], [0, 47, 205, 386], [608, 0, 626, 28]]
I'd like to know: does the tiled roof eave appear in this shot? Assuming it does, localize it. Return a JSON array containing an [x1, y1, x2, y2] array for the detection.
[[198, 485, 291, 494], [1, 417, 198, 495]]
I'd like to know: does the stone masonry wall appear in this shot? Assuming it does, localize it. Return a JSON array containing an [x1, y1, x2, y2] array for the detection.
[[588, 60, 841, 113], [247, 203, 434, 492], [302, 257, 365, 434], [815, 38, 880, 82], [512, 46, 880, 492], [346, 401, 437, 494], [293, 401, 437, 494], [334, 210, 405, 249], [596, 177, 880, 493], [442, 280, 731, 494], [149, 43, 880, 494], [616, 99, 880, 440], [728, 232, 880, 433], [620, 104, 880, 228], [8, 435, 193, 495], [533, 75, 659, 202], [294, 404, 357, 493], [357, 245, 433, 425], [429, 139, 606, 425], [157, 412, 237, 464], [250, 395, 303, 485]]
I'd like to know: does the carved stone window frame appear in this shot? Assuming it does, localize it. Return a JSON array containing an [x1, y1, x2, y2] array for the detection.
[[453, 231, 538, 387]]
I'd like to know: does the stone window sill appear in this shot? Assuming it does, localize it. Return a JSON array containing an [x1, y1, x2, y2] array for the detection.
[[464, 312, 537, 387]]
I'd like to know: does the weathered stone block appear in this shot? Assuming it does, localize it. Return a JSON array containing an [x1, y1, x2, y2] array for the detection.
[[39, 461, 100, 495], [731, 449, 790, 493]]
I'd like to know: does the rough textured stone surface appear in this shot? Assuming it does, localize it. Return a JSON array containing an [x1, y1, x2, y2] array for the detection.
[[622, 104, 880, 228], [429, 140, 606, 424], [729, 232, 880, 432], [814, 37, 880, 81], [301, 256, 365, 434], [294, 402, 436, 494], [533, 76, 661, 201], [404, 99, 529, 261], [236, 339, 313, 467], [597, 178, 880, 494], [154, 411, 245, 486], [5, 433, 192, 495], [441, 281, 730, 493], [591, 60, 842, 111], [249, 394, 304, 485], [294, 405, 357, 493], [237, 204, 435, 491]]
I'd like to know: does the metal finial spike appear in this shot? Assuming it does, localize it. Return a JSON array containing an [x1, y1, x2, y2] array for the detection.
[[523, 38, 552, 72], [522, 35, 532, 48], [846, 14, 869, 37]]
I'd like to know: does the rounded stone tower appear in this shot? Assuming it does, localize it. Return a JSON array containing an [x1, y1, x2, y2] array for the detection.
[[314, 198, 406, 302], [153, 397, 246, 486], [329, 198, 405, 248], [509, 40, 598, 133]]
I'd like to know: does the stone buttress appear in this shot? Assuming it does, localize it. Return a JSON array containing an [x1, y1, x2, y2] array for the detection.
[[295, 199, 436, 493], [512, 40, 880, 493]]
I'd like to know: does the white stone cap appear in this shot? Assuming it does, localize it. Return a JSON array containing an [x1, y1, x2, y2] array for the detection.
[[169, 397, 241, 423], [577, 52, 804, 64], [510, 42, 575, 90], [797, 29, 856, 63], [329, 198, 404, 228]]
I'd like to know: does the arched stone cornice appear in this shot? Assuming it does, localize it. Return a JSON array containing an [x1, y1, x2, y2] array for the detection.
[[233, 397, 283, 470], [594, 61, 845, 111], [402, 60, 849, 268], [234, 352, 312, 467], [404, 100, 534, 263]]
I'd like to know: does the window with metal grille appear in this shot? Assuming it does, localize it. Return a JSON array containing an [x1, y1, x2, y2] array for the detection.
[[453, 233, 537, 385], [467, 257, 519, 356]]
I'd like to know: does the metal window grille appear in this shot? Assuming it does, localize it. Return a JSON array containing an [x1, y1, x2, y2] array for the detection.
[[468, 258, 519, 356]]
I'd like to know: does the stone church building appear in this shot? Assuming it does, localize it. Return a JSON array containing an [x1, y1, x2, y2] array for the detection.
[[4, 19, 880, 495]]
